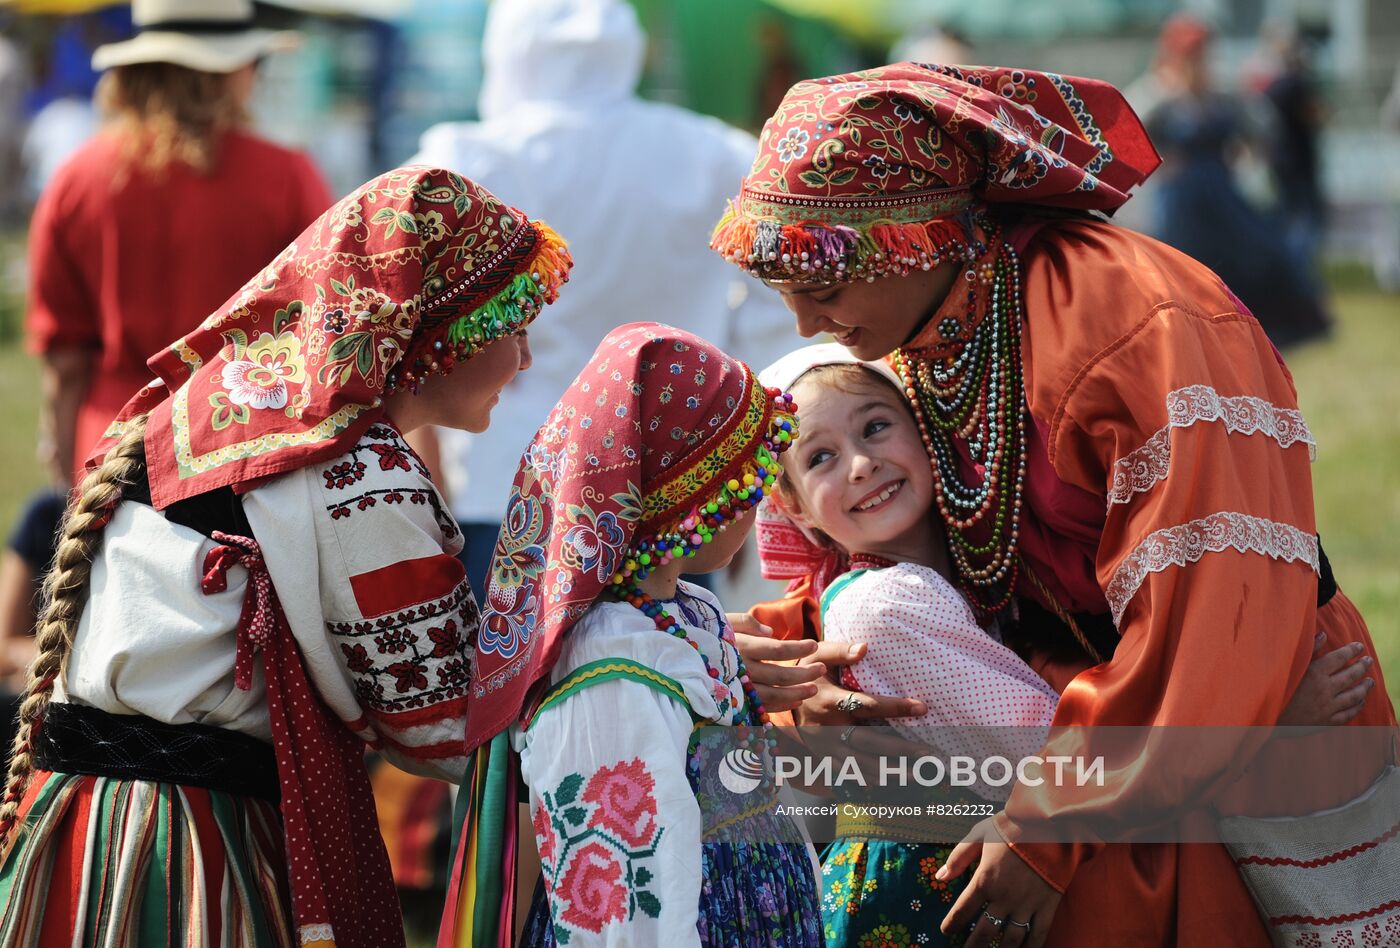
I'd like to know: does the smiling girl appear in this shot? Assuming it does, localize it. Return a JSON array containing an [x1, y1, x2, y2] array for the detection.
[[760, 345, 1061, 947]]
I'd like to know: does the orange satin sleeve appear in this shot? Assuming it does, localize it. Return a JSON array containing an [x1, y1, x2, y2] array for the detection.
[[748, 576, 822, 643], [746, 577, 822, 727], [995, 223, 1397, 902]]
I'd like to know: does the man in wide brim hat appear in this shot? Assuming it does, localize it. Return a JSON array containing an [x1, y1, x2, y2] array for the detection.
[[91, 0, 298, 72]]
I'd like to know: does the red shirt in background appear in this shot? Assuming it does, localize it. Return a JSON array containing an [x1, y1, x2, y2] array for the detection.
[[25, 128, 333, 480]]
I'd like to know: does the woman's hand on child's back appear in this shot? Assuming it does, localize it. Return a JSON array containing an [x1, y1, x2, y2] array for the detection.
[[1279, 633, 1375, 728], [728, 613, 824, 712]]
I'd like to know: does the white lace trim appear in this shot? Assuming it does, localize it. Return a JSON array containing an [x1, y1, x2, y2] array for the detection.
[[1106, 385, 1316, 507], [1107, 426, 1173, 507], [1106, 511, 1319, 626], [300, 924, 335, 944]]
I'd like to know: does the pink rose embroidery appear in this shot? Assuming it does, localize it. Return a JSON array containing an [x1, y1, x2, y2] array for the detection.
[[557, 841, 627, 932], [582, 758, 658, 848], [533, 802, 557, 866]]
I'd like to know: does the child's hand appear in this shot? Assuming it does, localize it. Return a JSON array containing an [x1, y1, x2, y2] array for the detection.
[[728, 614, 825, 712], [1279, 632, 1374, 728]]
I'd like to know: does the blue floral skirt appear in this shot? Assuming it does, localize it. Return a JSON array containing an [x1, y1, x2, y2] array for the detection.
[[820, 838, 970, 948]]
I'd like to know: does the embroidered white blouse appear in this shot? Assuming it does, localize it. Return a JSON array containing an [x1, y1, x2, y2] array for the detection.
[[59, 423, 474, 782], [512, 583, 760, 947]]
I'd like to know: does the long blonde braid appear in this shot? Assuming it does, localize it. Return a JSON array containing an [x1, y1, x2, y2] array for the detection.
[[0, 415, 149, 850]]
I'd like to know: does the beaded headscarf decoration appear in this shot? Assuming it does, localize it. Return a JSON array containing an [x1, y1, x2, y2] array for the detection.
[[713, 63, 1158, 613], [91, 166, 572, 510], [465, 323, 799, 751]]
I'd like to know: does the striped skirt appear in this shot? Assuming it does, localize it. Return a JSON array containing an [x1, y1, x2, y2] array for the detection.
[[0, 770, 294, 948]]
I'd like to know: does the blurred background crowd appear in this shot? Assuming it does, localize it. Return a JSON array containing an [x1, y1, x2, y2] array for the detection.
[[0, 0, 1396, 941]]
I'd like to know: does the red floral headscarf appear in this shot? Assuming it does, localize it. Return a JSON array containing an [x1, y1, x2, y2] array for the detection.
[[92, 166, 572, 508], [711, 62, 1160, 284], [464, 323, 799, 751]]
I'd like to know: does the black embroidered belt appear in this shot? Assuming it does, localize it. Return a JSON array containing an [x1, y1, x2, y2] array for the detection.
[[34, 702, 280, 802]]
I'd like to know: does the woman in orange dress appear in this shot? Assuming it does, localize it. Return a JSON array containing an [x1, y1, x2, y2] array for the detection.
[[713, 63, 1397, 947]]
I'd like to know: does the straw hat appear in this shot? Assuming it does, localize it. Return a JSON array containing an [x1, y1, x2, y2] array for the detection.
[[92, 0, 298, 74]]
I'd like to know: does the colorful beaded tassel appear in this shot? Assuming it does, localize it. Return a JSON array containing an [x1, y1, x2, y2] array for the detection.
[[609, 389, 799, 727]]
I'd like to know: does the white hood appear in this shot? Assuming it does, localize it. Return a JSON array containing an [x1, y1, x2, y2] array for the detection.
[[413, 0, 797, 527], [477, 0, 645, 119]]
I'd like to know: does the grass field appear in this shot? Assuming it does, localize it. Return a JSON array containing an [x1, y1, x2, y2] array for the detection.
[[1287, 289, 1400, 688], [0, 288, 1396, 689]]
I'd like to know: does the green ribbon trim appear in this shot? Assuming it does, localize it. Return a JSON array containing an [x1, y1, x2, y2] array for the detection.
[[470, 732, 511, 948], [529, 658, 689, 728]]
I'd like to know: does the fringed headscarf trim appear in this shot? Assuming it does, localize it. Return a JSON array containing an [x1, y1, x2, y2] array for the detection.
[[614, 386, 797, 588], [391, 221, 572, 392], [711, 201, 972, 284]]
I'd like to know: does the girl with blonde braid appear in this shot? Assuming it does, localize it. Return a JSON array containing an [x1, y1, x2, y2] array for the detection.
[[0, 417, 151, 838], [0, 166, 572, 948]]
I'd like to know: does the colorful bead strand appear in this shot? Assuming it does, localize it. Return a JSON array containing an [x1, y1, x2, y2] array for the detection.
[[893, 222, 1028, 615], [607, 389, 800, 733]]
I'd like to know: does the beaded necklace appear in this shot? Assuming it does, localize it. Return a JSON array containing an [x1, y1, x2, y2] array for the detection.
[[620, 585, 770, 729], [892, 224, 1028, 615], [848, 552, 899, 572]]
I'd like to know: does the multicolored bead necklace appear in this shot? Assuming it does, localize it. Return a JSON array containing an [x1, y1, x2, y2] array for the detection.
[[892, 224, 1028, 615], [608, 391, 799, 729]]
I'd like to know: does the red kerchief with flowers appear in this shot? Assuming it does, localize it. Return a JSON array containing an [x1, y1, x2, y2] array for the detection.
[[92, 166, 570, 509], [713, 62, 1160, 284], [465, 323, 792, 752], [751, 62, 1157, 205]]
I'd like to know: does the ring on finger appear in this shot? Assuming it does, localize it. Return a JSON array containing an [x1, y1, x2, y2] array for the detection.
[[981, 908, 1006, 929], [835, 692, 865, 713], [1006, 918, 1032, 931]]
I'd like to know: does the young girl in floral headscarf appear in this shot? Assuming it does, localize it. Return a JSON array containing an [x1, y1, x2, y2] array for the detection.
[[0, 167, 571, 948], [446, 323, 820, 947]]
